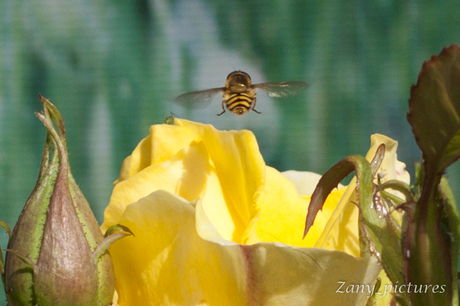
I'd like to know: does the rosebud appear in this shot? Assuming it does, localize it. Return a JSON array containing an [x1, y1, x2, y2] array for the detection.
[[4, 96, 129, 306]]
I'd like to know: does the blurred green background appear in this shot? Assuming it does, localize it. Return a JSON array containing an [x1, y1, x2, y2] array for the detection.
[[1, 0, 460, 302]]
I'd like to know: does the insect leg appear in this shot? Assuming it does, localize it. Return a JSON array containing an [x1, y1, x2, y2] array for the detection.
[[217, 100, 227, 116], [251, 97, 262, 114]]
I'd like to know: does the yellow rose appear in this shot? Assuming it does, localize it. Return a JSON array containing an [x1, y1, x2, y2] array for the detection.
[[102, 119, 407, 305]]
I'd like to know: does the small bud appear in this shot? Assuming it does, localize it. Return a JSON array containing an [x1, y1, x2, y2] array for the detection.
[[4, 96, 129, 306]]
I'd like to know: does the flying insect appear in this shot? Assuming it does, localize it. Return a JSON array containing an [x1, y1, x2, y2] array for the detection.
[[175, 71, 308, 116]]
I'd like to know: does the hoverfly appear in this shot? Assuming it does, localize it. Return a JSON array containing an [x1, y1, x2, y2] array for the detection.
[[175, 71, 308, 116]]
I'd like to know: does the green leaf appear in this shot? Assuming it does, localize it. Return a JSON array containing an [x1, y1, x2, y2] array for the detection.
[[407, 44, 460, 177], [405, 45, 460, 306]]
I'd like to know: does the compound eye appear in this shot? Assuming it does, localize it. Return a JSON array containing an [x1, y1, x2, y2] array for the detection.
[[230, 84, 246, 93]]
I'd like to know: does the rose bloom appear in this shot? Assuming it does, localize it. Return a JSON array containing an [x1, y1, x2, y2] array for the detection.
[[101, 119, 409, 306]]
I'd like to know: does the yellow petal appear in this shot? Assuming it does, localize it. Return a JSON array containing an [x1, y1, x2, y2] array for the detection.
[[367, 134, 410, 185], [255, 166, 347, 248], [175, 119, 266, 244], [103, 119, 266, 244], [282, 170, 343, 195], [115, 124, 200, 184], [111, 190, 382, 306]]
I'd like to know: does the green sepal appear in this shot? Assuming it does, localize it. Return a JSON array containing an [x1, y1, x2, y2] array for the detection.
[[303, 144, 384, 236], [104, 224, 134, 238], [0, 221, 11, 285], [95, 225, 133, 260], [0, 222, 11, 240], [304, 144, 385, 234], [376, 180, 413, 204], [0, 221, 11, 292], [4, 249, 35, 270], [304, 144, 407, 302]]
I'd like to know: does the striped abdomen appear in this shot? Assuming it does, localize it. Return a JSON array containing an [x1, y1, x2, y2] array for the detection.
[[225, 92, 255, 115]]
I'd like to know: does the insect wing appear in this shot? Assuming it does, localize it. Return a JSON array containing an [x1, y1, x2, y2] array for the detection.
[[253, 81, 308, 98], [175, 87, 224, 109]]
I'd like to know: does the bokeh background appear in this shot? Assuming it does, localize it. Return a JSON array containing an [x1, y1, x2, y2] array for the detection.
[[1, 0, 460, 302]]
